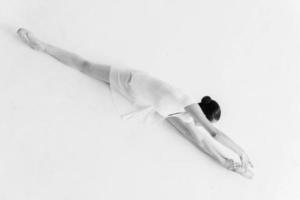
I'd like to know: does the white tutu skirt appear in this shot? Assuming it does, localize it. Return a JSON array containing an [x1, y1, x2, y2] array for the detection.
[[109, 66, 196, 125]]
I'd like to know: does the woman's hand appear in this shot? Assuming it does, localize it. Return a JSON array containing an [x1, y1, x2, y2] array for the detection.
[[240, 153, 254, 169], [224, 158, 254, 179], [224, 158, 240, 171]]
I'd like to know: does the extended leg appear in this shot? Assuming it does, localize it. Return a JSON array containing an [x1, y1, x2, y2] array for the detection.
[[17, 28, 111, 84]]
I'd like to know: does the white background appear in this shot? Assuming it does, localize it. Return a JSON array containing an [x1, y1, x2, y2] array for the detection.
[[0, 0, 300, 199]]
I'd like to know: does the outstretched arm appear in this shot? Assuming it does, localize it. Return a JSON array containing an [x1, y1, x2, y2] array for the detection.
[[184, 103, 253, 168], [166, 115, 253, 178], [167, 115, 226, 164], [212, 128, 253, 168]]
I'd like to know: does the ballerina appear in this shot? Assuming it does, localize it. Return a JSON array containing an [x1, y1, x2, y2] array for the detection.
[[17, 27, 254, 178]]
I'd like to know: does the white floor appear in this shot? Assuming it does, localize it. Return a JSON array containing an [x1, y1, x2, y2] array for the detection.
[[0, 0, 299, 199]]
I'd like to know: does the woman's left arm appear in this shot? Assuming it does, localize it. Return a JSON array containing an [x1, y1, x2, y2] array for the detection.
[[213, 128, 253, 168], [184, 103, 253, 168], [166, 115, 254, 178]]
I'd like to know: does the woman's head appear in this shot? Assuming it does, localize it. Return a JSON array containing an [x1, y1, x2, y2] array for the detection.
[[198, 96, 221, 122]]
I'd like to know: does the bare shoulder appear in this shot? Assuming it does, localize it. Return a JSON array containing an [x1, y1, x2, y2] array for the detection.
[[166, 114, 194, 137], [167, 112, 195, 129]]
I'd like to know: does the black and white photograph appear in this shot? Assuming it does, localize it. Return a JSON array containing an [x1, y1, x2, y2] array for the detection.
[[0, 0, 299, 199]]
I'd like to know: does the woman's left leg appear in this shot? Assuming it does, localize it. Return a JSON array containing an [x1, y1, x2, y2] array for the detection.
[[17, 28, 111, 84]]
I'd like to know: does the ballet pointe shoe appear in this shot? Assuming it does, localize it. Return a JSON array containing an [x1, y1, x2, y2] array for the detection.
[[17, 28, 46, 51]]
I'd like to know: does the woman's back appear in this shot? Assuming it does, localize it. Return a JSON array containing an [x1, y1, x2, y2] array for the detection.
[[130, 70, 195, 118]]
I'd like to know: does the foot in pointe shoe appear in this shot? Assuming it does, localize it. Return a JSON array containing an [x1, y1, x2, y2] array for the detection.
[[17, 28, 46, 51]]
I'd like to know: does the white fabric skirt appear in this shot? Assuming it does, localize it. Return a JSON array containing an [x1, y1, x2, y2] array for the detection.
[[109, 66, 196, 125]]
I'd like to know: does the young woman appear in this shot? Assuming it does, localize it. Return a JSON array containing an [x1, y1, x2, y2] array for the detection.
[[17, 28, 254, 178]]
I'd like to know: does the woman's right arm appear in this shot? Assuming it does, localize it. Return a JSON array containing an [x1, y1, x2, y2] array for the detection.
[[166, 115, 232, 169], [184, 103, 254, 169], [166, 115, 253, 178]]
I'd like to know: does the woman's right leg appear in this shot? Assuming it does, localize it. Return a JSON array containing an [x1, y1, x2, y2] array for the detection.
[[17, 28, 111, 84]]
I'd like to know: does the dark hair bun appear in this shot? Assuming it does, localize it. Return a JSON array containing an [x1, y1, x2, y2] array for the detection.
[[201, 96, 212, 104], [198, 96, 221, 122]]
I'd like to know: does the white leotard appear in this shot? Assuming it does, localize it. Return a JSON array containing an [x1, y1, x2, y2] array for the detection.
[[109, 66, 196, 124]]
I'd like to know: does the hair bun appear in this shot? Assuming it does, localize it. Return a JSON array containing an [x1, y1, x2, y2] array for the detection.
[[201, 96, 211, 104]]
